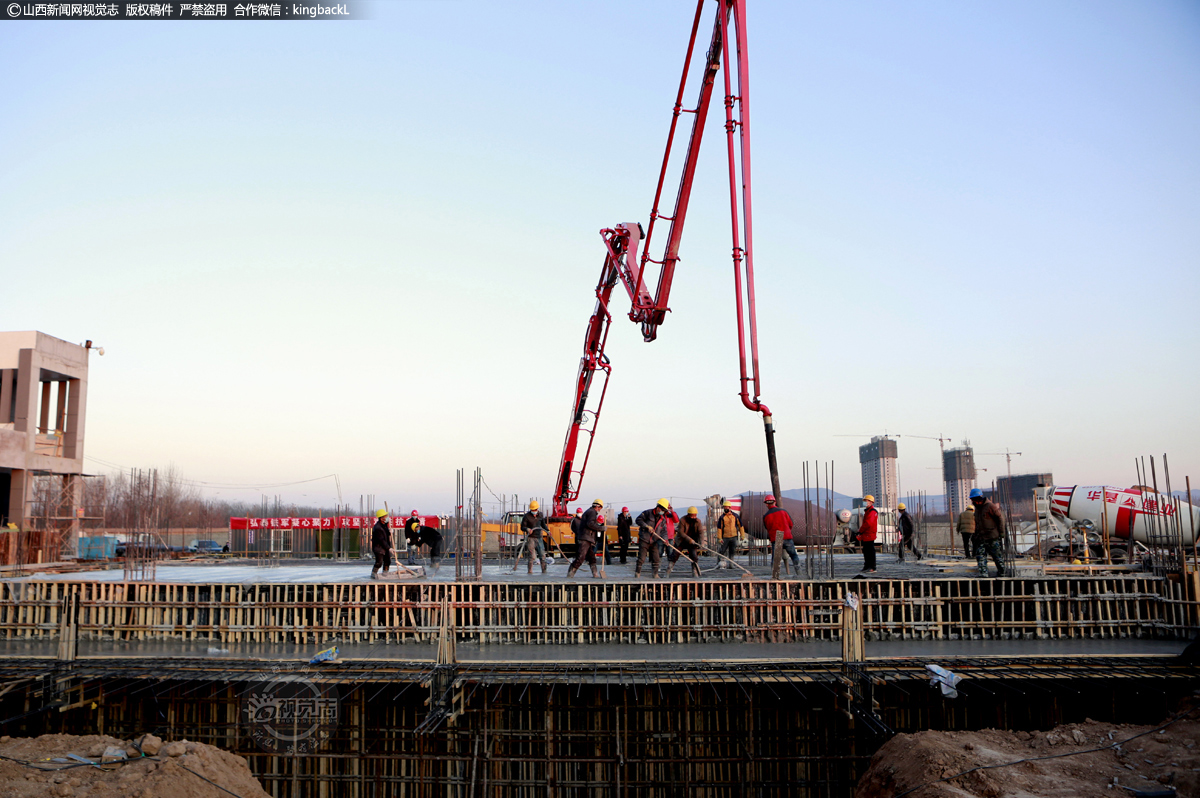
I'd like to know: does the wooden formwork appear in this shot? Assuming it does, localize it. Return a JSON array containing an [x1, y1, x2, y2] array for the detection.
[[0, 576, 1188, 645]]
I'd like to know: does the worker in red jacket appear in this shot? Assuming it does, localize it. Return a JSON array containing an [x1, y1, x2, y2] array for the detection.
[[858, 495, 878, 573], [763, 496, 800, 572]]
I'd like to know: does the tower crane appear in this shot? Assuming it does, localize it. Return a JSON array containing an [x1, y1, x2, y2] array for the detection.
[[551, 0, 787, 573], [899, 434, 953, 515], [977, 449, 1023, 481]]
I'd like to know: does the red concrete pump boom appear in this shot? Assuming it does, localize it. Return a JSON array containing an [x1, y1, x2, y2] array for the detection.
[[552, 0, 782, 530]]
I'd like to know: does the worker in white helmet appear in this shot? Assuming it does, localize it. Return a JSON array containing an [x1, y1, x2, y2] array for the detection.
[[568, 500, 605, 578]]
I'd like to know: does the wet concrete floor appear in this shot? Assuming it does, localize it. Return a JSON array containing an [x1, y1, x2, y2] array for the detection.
[[1, 553, 1001, 584]]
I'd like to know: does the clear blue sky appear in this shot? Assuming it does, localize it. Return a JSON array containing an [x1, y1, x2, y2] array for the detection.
[[2, 1, 1197, 513]]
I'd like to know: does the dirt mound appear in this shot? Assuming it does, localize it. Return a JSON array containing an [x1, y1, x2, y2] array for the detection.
[[856, 714, 1200, 798], [0, 732, 270, 798]]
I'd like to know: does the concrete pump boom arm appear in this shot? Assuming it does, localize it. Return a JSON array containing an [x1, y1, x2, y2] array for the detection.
[[552, 1, 784, 571]]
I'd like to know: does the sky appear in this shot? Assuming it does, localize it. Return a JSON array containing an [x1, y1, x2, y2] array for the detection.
[[2, 0, 1198, 515]]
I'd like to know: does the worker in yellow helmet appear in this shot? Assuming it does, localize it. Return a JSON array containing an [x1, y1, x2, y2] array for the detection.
[[897, 502, 921, 562], [519, 500, 549, 574], [370, 509, 393, 580], [403, 510, 422, 565], [634, 499, 671, 578], [674, 506, 704, 578], [715, 499, 742, 570]]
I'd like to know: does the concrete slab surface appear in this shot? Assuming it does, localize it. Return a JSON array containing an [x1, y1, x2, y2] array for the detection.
[[0, 553, 1046, 584]]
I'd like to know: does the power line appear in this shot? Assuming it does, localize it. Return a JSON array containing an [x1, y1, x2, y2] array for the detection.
[[84, 455, 339, 491]]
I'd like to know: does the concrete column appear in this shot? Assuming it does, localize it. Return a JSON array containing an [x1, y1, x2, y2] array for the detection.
[[7, 468, 28, 530], [13, 349, 37, 436], [64, 379, 83, 460], [55, 380, 67, 433], [0, 369, 12, 424], [39, 381, 51, 435]]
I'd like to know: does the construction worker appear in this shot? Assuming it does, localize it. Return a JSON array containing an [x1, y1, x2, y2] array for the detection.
[[520, 500, 549, 574], [897, 502, 921, 561], [858, 495, 878, 573], [661, 502, 679, 564], [763, 496, 800, 573], [370, 509, 393, 580], [570, 508, 583, 542], [715, 500, 742, 568], [957, 504, 976, 558], [674, 507, 703, 577], [634, 499, 670, 578], [568, 500, 605, 578], [418, 522, 443, 572], [403, 510, 422, 565], [616, 507, 633, 564], [970, 488, 1006, 577]]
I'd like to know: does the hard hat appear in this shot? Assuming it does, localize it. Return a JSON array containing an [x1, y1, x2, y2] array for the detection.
[[836, 509, 852, 524], [530, 500, 539, 510], [969, 488, 983, 499], [575, 508, 582, 514], [592, 499, 603, 507], [376, 509, 388, 518], [722, 500, 732, 508], [621, 506, 629, 512], [657, 498, 670, 509], [863, 495, 875, 504], [687, 506, 697, 515], [897, 502, 906, 510], [965, 505, 975, 512], [411, 510, 419, 516], [764, 495, 776, 504]]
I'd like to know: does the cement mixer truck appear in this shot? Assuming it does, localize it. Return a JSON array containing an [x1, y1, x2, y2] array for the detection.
[[1039, 485, 1198, 560]]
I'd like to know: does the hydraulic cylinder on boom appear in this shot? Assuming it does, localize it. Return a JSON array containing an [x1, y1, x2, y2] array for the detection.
[[551, 0, 786, 576]]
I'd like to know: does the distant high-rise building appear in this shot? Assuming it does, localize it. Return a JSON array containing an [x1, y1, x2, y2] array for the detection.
[[996, 472, 1053, 522], [859, 436, 898, 509], [943, 444, 976, 519]]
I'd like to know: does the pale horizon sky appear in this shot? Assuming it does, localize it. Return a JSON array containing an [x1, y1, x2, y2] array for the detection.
[[3, 1, 1198, 515]]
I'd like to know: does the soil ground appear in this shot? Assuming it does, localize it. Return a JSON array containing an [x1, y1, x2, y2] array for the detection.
[[0, 733, 270, 798], [856, 710, 1200, 798]]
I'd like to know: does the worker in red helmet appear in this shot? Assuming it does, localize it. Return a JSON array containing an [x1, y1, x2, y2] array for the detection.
[[569, 508, 584, 545], [763, 495, 799, 573], [858, 495, 878, 573], [615, 506, 633, 565], [403, 510, 422, 565]]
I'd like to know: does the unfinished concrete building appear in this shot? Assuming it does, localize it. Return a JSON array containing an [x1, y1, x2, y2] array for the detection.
[[0, 331, 91, 564], [858, 435, 898, 509], [942, 443, 977, 519]]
